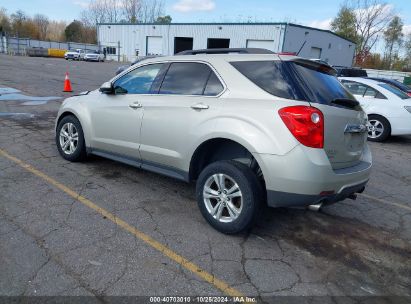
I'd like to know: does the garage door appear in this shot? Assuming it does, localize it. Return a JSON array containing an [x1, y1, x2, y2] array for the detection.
[[310, 47, 322, 59], [246, 40, 275, 51], [146, 36, 163, 56]]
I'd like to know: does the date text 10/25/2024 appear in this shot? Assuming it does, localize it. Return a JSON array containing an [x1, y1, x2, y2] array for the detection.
[[149, 296, 257, 303]]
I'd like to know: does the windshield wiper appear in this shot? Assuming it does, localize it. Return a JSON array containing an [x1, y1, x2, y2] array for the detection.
[[330, 98, 359, 109]]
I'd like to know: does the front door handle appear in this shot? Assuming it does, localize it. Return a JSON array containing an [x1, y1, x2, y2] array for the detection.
[[129, 102, 142, 109], [191, 103, 209, 110]]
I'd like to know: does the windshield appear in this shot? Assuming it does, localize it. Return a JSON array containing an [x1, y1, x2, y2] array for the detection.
[[379, 83, 410, 99]]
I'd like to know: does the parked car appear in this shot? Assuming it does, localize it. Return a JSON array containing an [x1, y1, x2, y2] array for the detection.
[[84, 50, 105, 62], [115, 56, 159, 75], [55, 49, 371, 234], [367, 77, 411, 97], [334, 66, 368, 77], [340, 77, 411, 142], [64, 49, 85, 61]]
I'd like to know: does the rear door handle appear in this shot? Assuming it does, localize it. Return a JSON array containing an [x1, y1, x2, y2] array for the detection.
[[129, 102, 142, 109], [191, 103, 209, 110]]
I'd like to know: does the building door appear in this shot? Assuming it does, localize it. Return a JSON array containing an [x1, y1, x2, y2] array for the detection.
[[246, 39, 275, 51], [146, 36, 163, 56], [207, 38, 230, 49], [310, 47, 322, 59], [174, 37, 194, 54]]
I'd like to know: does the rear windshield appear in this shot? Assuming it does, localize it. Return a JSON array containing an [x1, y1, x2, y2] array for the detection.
[[379, 83, 410, 99], [231, 60, 355, 106]]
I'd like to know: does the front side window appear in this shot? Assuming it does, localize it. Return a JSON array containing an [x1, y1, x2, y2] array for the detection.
[[159, 62, 223, 96], [113, 63, 163, 94]]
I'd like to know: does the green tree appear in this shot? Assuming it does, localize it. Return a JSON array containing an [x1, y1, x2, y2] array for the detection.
[[383, 16, 404, 68], [405, 34, 411, 69], [155, 15, 172, 24], [64, 20, 83, 42], [331, 5, 358, 44]]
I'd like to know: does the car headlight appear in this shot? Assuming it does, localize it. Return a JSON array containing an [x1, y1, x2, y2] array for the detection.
[[405, 106, 411, 114]]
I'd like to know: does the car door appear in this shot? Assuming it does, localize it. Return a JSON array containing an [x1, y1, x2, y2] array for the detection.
[[89, 63, 164, 159], [139, 62, 225, 178]]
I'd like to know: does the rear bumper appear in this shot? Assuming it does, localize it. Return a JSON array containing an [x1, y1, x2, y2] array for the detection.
[[253, 144, 372, 208], [267, 180, 368, 207]]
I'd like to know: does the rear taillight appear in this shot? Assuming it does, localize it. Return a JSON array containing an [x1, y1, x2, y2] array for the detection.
[[279, 106, 324, 149], [407, 92, 411, 97]]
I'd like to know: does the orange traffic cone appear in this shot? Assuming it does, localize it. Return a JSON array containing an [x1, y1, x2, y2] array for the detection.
[[63, 72, 73, 92]]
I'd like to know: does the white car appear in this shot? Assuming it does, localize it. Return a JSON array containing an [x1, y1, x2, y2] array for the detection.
[[340, 77, 411, 142], [64, 49, 85, 61], [84, 51, 105, 62]]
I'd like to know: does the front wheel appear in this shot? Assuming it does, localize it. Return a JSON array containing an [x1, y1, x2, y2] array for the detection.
[[367, 115, 391, 142], [196, 161, 263, 234], [56, 115, 87, 162]]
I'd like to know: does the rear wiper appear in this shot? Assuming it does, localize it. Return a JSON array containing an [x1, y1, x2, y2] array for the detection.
[[330, 98, 359, 109]]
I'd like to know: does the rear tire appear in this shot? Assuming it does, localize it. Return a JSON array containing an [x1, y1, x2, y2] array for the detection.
[[367, 114, 391, 142], [196, 160, 263, 234], [56, 115, 87, 162]]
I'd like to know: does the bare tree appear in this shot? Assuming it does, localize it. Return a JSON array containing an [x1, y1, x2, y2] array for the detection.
[[45, 20, 67, 41], [82, 0, 122, 25], [34, 14, 49, 40], [351, 0, 393, 55], [82, 0, 165, 24], [122, 0, 142, 23]]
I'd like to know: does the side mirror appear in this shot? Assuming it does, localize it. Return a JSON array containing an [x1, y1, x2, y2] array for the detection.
[[99, 82, 114, 94]]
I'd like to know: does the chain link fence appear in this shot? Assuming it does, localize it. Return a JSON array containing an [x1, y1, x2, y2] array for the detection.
[[0, 33, 128, 62]]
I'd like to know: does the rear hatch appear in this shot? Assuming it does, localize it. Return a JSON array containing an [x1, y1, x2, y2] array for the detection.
[[288, 59, 368, 169], [231, 58, 368, 170]]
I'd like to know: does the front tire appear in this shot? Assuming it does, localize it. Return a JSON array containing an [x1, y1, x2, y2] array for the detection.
[[196, 160, 263, 234], [56, 115, 87, 162], [367, 115, 391, 142]]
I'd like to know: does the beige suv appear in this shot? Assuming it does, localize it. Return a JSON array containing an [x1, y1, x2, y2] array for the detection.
[[56, 49, 372, 234]]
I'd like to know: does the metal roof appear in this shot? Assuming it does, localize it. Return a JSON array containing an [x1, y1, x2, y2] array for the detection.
[[96, 22, 357, 45]]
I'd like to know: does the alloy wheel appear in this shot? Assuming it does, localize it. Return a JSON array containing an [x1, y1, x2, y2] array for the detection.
[[367, 119, 384, 139], [59, 122, 79, 155], [203, 173, 243, 223]]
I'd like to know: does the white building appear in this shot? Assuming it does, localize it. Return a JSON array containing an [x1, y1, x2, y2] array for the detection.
[[97, 22, 356, 66]]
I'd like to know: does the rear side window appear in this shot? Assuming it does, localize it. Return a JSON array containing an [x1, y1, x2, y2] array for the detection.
[[204, 72, 224, 96], [379, 83, 410, 99], [160, 62, 223, 96], [342, 80, 387, 99], [230, 61, 303, 100]]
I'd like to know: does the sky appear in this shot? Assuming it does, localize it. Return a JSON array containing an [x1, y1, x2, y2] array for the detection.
[[0, 0, 410, 35]]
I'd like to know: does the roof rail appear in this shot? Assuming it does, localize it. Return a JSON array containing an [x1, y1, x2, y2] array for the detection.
[[176, 48, 274, 55]]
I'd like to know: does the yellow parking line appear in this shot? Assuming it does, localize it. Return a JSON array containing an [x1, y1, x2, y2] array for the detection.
[[358, 193, 411, 212], [0, 148, 244, 298]]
